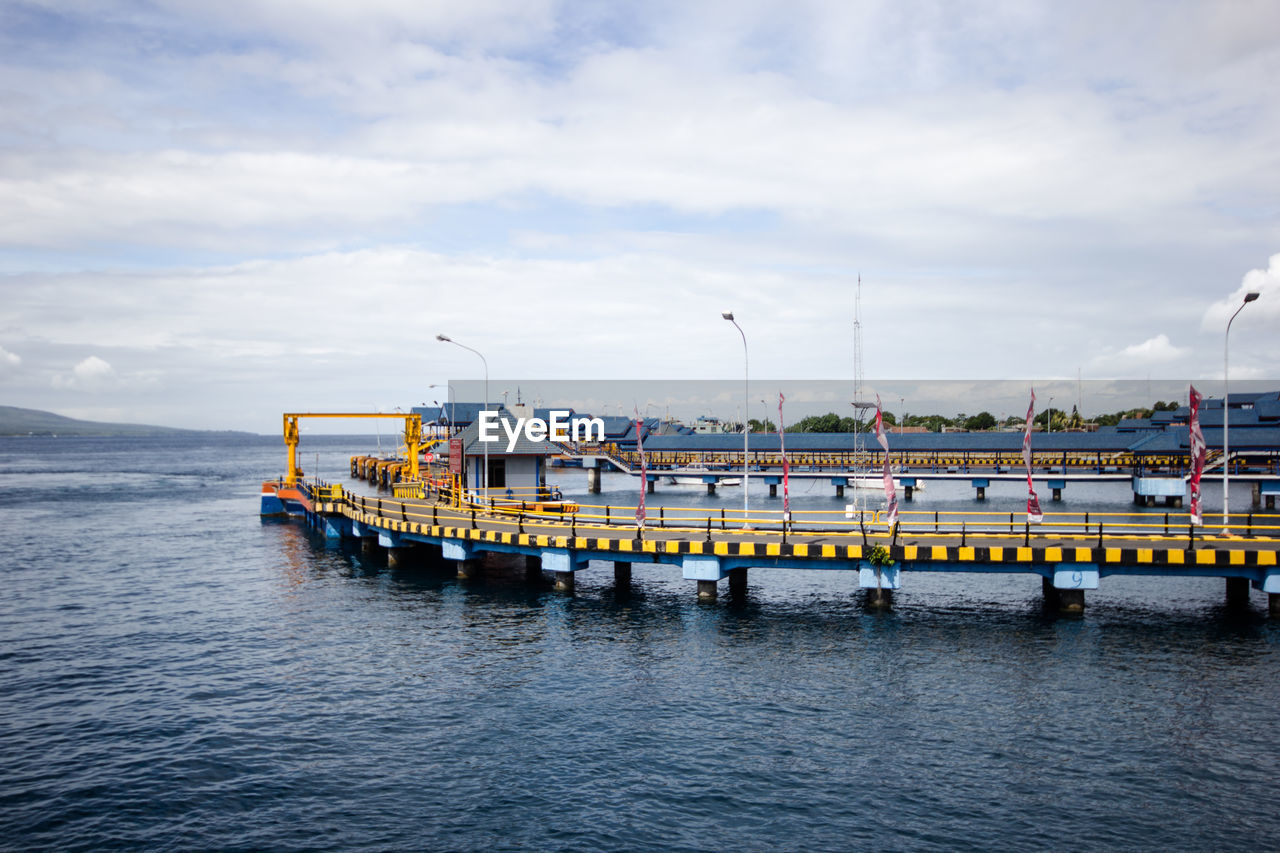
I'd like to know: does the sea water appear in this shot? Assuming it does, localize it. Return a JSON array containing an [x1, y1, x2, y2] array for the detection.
[[1, 435, 1277, 851]]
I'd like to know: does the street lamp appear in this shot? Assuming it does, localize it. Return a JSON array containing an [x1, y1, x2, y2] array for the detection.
[[722, 311, 749, 523], [436, 334, 489, 496], [1223, 291, 1260, 535], [1047, 396, 1054, 435]]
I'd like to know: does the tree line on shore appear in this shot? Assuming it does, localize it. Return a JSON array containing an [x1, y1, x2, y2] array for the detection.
[[743, 401, 1181, 434]]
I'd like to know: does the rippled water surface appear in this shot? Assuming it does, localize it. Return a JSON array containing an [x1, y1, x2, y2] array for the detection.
[[2, 435, 1278, 851]]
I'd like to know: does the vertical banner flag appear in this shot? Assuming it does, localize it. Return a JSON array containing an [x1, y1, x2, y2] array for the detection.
[[1188, 384, 1205, 526], [634, 407, 647, 528], [874, 395, 899, 529], [778, 392, 791, 523], [1023, 389, 1044, 523]]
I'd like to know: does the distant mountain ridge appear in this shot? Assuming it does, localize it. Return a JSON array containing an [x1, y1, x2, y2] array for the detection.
[[0, 405, 248, 436]]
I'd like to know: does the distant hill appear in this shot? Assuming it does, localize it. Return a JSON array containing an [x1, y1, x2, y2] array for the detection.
[[0, 405, 250, 437]]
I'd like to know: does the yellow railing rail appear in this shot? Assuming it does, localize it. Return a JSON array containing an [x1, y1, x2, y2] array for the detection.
[[332, 484, 1280, 544]]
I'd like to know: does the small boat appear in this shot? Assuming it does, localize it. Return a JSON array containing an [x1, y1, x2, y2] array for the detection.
[[665, 464, 741, 486]]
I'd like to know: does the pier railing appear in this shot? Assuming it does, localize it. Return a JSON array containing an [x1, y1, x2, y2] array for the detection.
[[335, 482, 1280, 544]]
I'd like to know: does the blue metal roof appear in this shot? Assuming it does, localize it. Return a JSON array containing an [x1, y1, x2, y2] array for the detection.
[[412, 402, 506, 426]]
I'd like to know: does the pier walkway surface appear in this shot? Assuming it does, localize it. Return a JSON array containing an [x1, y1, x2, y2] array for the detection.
[[263, 478, 1280, 616]]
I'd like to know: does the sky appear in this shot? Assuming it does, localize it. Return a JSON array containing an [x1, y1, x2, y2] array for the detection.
[[0, 0, 1277, 433]]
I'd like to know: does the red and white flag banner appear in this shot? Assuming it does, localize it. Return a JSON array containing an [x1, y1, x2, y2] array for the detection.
[[778, 392, 791, 522], [874, 395, 899, 529], [1023, 389, 1044, 523], [634, 407, 647, 528], [1188, 384, 1205, 526]]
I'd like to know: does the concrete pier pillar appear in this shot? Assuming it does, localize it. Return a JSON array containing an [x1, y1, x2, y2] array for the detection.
[[1268, 495, 1276, 510], [1252, 483, 1262, 509], [1052, 487, 1062, 502], [614, 561, 632, 586], [728, 567, 747, 598], [1226, 577, 1250, 607], [587, 467, 601, 494], [835, 484, 845, 498], [769, 484, 777, 497], [455, 558, 482, 580], [864, 586, 893, 608], [525, 554, 542, 583], [903, 485, 913, 501], [707, 483, 716, 495], [647, 479, 655, 494], [361, 538, 378, 556], [1042, 577, 1084, 614], [554, 571, 576, 593], [387, 546, 411, 569], [975, 486, 986, 501], [1270, 592, 1280, 619], [1057, 589, 1085, 614], [697, 579, 718, 600]]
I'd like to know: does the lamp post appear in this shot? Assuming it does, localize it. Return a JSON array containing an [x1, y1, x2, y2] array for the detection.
[[1223, 291, 1260, 535], [436, 334, 488, 496], [722, 311, 749, 523], [1047, 396, 1054, 435]]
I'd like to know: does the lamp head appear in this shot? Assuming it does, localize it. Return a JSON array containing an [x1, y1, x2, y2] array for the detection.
[[436, 334, 451, 342], [721, 311, 735, 321], [1244, 292, 1260, 303]]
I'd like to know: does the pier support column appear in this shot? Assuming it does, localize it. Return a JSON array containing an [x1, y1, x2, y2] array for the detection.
[[525, 554, 543, 583], [1226, 577, 1250, 608], [697, 580, 718, 600], [1057, 589, 1085, 614], [865, 587, 893, 608], [455, 558, 482, 580], [387, 546, 413, 569], [614, 561, 632, 587], [728, 567, 747, 598], [1270, 592, 1280, 619], [1252, 483, 1261, 509], [1052, 488, 1062, 502], [769, 484, 777, 497], [707, 483, 716, 495], [1042, 577, 1085, 614], [587, 467, 601, 494], [903, 485, 913, 501], [835, 484, 845, 498], [554, 571, 576, 593], [975, 486, 985, 501], [1267, 495, 1276, 510], [361, 538, 379, 556], [647, 479, 655, 494]]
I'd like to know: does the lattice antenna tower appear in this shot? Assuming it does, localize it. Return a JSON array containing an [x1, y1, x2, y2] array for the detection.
[[850, 274, 871, 513]]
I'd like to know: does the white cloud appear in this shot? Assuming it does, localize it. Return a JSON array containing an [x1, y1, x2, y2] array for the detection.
[[1117, 334, 1188, 363], [0, 344, 19, 371], [1201, 253, 1280, 330], [1088, 333, 1191, 376], [52, 355, 119, 392]]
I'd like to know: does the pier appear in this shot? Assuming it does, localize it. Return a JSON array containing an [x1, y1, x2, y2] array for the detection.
[[263, 477, 1280, 617]]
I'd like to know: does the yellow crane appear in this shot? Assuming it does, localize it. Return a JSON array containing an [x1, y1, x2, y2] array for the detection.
[[282, 412, 423, 486]]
